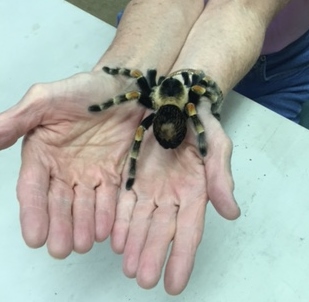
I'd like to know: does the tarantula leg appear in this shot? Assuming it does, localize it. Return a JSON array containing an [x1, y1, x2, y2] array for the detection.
[[158, 76, 166, 85], [212, 112, 221, 121], [191, 77, 224, 118], [181, 72, 191, 86], [191, 84, 218, 103], [88, 91, 141, 112], [126, 113, 155, 190], [185, 103, 207, 157], [147, 69, 157, 87], [103, 66, 152, 95], [180, 71, 204, 87], [191, 73, 202, 86], [103, 66, 143, 78]]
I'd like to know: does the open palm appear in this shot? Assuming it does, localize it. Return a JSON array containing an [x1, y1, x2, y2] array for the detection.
[[0, 71, 145, 257], [111, 102, 240, 295]]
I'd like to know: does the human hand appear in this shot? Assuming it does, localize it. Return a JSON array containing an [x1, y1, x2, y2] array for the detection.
[[111, 101, 240, 295], [0, 71, 145, 258]]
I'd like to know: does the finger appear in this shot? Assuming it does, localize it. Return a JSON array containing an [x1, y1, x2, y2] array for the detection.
[[164, 199, 206, 295], [47, 178, 74, 259], [95, 180, 119, 243], [17, 146, 50, 248], [136, 204, 177, 289], [110, 189, 136, 254], [72, 184, 95, 253], [205, 117, 240, 220], [0, 84, 47, 150], [122, 200, 155, 278]]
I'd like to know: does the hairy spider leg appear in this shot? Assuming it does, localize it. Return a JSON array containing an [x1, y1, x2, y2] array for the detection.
[[191, 73, 204, 85], [158, 76, 166, 85], [88, 91, 141, 112], [126, 113, 156, 190], [103, 66, 152, 95], [191, 76, 223, 103], [89, 66, 157, 111], [198, 76, 224, 117], [185, 103, 207, 156], [190, 77, 224, 120], [103, 66, 157, 109], [147, 69, 157, 88], [181, 72, 191, 86], [184, 71, 204, 86]]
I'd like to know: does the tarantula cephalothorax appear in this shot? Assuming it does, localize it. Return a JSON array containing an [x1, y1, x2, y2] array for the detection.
[[88, 67, 224, 190]]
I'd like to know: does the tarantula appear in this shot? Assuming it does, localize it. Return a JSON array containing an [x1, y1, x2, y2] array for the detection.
[[88, 67, 223, 190]]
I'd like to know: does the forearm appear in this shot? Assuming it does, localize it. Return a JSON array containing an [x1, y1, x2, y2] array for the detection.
[[94, 0, 204, 74], [172, 0, 291, 96]]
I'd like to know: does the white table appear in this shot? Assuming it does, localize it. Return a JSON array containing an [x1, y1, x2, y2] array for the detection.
[[1, 1, 309, 301]]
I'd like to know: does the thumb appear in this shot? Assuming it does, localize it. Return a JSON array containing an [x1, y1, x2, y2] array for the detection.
[[204, 115, 240, 220], [197, 100, 240, 220], [0, 84, 47, 150]]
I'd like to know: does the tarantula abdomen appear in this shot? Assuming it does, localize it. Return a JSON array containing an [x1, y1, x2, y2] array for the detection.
[[153, 104, 187, 149]]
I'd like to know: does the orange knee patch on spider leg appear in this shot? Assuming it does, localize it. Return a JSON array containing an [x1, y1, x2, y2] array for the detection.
[[191, 85, 207, 95], [125, 91, 141, 100], [185, 103, 197, 116], [130, 69, 143, 78], [134, 126, 145, 141]]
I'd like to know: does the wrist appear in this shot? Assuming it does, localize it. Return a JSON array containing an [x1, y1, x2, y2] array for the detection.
[[171, 1, 270, 96], [93, 0, 204, 75]]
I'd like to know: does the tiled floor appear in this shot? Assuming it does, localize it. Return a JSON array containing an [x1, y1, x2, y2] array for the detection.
[[66, 0, 129, 26]]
